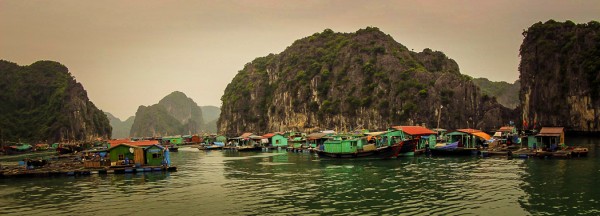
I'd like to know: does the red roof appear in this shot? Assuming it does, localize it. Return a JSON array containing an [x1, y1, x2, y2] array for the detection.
[[262, 133, 276, 138], [392, 126, 436, 136]]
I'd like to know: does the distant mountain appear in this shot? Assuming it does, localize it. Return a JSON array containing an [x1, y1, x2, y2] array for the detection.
[[0, 60, 111, 142], [201, 105, 220, 133], [472, 78, 520, 109], [130, 91, 205, 137], [104, 112, 134, 139]]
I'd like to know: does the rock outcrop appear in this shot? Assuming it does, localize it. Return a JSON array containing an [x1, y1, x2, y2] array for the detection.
[[0, 60, 111, 142], [473, 78, 520, 109], [105, 112, 134, 139], [129, 91, 205, 137], [218, 27, 516, 135], [519, 20, 600, 132]]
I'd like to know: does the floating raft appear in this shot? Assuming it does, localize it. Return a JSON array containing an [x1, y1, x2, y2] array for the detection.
[[0, 166, 177, 179]]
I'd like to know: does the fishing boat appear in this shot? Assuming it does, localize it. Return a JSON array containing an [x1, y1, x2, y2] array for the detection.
[[198, 142, 224, 150], [315, 136, 400, 159], [430, 129, 490, 156]]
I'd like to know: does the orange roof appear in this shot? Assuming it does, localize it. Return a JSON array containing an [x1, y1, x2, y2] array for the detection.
[[456, 129, 490, 140], [472, 132, 491, 140], [240, 132, 253, 138], [108, 139, 131, 146], [497, 126, 515, 132], [392, 126, 436, 136], [111, 140, 159, 147], [457, 128, 482, 134], [262, 133, 275, 138]]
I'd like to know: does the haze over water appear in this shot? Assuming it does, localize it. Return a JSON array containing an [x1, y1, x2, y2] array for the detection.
[[1, 136, 599, 215]]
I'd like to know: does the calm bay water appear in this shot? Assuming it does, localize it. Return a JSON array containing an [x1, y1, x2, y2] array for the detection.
[[1, 136, 599, 215]]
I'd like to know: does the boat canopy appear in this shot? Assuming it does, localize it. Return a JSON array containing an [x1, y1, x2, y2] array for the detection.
[[472, 132, 491, 140]]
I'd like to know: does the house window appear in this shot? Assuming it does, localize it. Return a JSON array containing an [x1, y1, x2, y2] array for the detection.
[[276, 140, 280, 144], [152, 153, 162, 159], [118, 154, 124, 160]]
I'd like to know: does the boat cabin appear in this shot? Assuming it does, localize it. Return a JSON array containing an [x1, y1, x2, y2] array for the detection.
[[322, 136, 368, 153], [306, 133, 331, 148], [446, 129, 491, 149], [392, 126, 437, 150]]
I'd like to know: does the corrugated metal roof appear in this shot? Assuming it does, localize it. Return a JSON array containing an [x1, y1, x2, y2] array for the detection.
[[307, 133, 329, 139], [112, 140, 160, 147], [392, 126, 436, 136], [538, 127, 564, 136]]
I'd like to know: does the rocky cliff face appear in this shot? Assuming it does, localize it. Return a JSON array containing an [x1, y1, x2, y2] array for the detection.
[[519, 20, 600, 132], [0, 60, 111, 142], [218, 28, 515, 135], [201, 105, 221, 133], [129, 91, 204, 137], [473, 78, 520, 109], [105, 112, 134, 139]]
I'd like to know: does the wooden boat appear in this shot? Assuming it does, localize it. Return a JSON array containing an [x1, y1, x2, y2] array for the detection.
[[430, 141, 478, 156], [316, 144, 400, 159]]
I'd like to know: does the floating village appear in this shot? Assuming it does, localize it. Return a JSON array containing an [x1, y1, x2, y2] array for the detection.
[[0, 124, 589, 179]]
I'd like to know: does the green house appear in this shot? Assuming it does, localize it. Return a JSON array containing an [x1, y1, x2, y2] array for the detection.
[[108, 144, 138, 164], [262, 134, 287, 147], [145, 145, 165, 166], [162, 136, 183, 145]]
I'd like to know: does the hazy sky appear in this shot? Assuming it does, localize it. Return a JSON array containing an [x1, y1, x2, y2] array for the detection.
[[1, 1, 599, 120]]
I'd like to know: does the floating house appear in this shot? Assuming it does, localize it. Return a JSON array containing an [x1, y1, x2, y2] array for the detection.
[[262, 133, 288, 147], [535, 127, 565, 151], [145, 145, 168, 166], [447, 129, 491, 148], [392, 126, 437, 150], [108, 144, 144, 166]]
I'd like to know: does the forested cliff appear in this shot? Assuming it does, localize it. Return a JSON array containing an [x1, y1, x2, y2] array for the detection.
[[0, 60, 111, 142], [129, 91, 204, 137], [519, 20, 600, 132], [218, 28, 516, 135]]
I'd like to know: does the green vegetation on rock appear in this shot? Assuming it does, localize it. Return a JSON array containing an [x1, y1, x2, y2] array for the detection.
[[218, 27, 515, 135], [0, 60, 111, 143]]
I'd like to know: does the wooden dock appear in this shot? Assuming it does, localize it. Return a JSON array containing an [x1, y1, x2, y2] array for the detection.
[[0, 166, 177, 179]]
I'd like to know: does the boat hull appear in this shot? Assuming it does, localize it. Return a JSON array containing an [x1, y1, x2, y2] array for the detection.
[[316, 144, 400, 159]]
